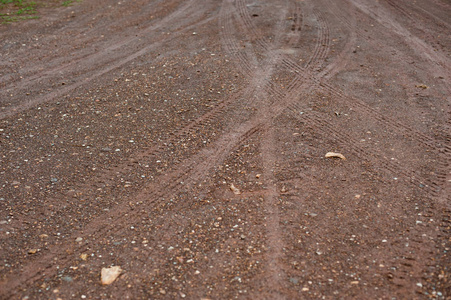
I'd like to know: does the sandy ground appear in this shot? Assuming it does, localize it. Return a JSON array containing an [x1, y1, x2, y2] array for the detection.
[[0, 0, 450, 299]]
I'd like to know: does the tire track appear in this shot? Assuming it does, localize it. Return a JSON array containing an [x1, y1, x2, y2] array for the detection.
[[235, 0, 270, 51], [3, 1, 448, 297], [221, 0, 446, 191], [348, 0, 450, 79], [288, 102, 443, 197], [226, 0, 330, 100], [2, 66, 311, 295], [0, 123, 262, 298], [318, 82, 448, 153], [0, 0, 168, 87], [224, 0, 447, 196], [385, 0, 451, 31], [29, 71, 260, 222], [287, 1, 303, 47], [0, 0, 208, 120], [304, 10, 330, 71], [278, 49, 447, 155], [261, 124, 286, 298], [0, 0, 291, 291], [219, 1, 255, 75], [0, 0, 191, 90], [1, 0, 317, 287], [313, 1, 449, 151]]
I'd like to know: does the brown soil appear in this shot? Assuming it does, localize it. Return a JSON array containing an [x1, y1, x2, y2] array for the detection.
[[0, 0, 450, 299]]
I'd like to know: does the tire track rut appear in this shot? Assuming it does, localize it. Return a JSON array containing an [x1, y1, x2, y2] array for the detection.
[[1, 0, 449, 297], [0, 0, 208, 120]]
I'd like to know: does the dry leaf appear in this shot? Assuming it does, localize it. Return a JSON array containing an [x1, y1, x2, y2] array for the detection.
[[230, 183, 241, 195], [325, 152, 346, 160], [101, 266, 122, 285]]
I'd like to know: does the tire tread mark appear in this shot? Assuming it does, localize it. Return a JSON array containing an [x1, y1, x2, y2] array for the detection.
[[385, 0, 451, 31], [220, 2, 255, 75], [0, 0, 208, 120], [304, 10, 330, 71], [261, 125, 286, 296], [319, 82, 447, 153], [289, 103, 441, 197], [287, 1, 303, 47], [0, 122, 262, 299]]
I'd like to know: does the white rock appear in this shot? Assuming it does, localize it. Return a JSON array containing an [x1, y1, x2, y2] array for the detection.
[[101, 266, 122, 285]]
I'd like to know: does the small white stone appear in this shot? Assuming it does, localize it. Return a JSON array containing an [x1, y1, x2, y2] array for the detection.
[[101, 266, 122, 285]]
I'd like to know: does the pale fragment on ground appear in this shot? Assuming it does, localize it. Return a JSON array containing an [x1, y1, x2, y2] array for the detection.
[[325, 152, 346, 160], [230, 183, 241, 195], [415, 84, 428, 89], [101, 266, 122, 285]]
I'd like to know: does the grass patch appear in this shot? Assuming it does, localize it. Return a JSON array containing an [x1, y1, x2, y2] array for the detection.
[[0, 0, 82, 23], [1, 0, 38, 23], [61, 0, 72, 7]]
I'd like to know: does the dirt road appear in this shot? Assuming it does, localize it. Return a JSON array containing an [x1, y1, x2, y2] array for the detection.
[[0, 0, 450, 298]]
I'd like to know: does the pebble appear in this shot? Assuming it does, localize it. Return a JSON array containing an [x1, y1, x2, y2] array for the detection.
[[75, 237, 83, 242], [101, 266, 122, 285]]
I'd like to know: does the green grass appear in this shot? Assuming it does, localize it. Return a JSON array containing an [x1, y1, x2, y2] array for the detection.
[[62, 0, 82, 7], [0, 0, 82, 24], [0, 0, 38, 23], [61, 0, 72, 7]]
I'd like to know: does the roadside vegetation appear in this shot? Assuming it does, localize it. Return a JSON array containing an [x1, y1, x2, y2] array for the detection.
[[0, 0, 81, 23]]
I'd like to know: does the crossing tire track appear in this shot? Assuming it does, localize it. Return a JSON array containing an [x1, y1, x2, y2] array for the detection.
[[0, 32, 317, 295], [2, 1, 449, 298], [288, 103, 442, 197], [221, 1, 446, 196], [318, 82, 448, 154]]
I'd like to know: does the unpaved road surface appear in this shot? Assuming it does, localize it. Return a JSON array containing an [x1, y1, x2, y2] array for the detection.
[[0, 0, 450, 299]]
